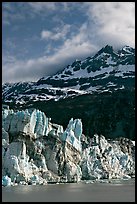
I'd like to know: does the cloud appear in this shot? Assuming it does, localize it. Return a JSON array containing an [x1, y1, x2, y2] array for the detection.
[[84, 2, 135, 48], [2, 2, 72, 26], [28, 2, 74, 14], [2, 2, 29, 26], [2, 2, 57, 26], [2, 22, 97, 83], [2, 2, 135, 83], [28, 2, 57, 12], [40, 2, 135, 49], [41, 24, 71, 41]]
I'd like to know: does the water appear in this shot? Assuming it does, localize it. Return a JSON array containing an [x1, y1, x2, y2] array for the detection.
[[2, 179, 135, 202]]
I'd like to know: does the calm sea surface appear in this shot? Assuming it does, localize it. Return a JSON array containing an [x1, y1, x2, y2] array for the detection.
[[2, 179, 135, 202]]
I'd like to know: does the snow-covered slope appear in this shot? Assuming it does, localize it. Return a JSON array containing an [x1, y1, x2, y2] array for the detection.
[[2, 45, 135, 106]]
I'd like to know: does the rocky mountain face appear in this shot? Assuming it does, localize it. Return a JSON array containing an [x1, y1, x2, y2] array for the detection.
[[3, 45, 135, 104], [2, 107, 135, 186], [2, 45, 135, 140]]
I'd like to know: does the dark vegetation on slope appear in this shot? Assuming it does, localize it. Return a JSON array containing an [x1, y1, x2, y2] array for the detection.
[[6, 88, 135, 141]]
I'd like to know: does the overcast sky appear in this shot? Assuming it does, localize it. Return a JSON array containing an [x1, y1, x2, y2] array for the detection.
[[2, 2, 135, 83]]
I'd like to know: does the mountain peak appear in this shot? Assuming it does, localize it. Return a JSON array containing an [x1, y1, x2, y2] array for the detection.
[[95, 45, 114, 57], [100, 44, 113, 52], [121, 45, 135, 54]]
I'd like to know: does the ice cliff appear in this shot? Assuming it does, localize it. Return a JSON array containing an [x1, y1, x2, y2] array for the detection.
[[2, 106, 135, 186], [81, 134, 135, 180]]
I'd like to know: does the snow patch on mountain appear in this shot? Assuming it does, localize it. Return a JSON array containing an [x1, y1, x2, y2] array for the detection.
[[2, 45, 135, 105]]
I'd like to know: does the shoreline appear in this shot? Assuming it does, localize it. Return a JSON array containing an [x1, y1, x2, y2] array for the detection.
[[2, 178, 135, 202], [2, 177, 135, 187]]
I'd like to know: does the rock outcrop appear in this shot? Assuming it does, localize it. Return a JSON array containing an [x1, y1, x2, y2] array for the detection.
[[2, 106, 135, 186]]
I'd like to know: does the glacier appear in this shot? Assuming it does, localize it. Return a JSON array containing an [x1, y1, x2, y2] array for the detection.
[[2, 106, 135, 186]]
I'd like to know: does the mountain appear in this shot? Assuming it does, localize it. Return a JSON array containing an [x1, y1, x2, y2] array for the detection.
[[2, 45, 135, 140], [3, 45, 135, 105]]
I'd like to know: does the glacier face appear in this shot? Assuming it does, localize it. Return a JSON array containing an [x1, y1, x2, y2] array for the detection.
[[2, 106, 135, 186], [2, 108, 49, 139], [61, 118, 82, 152], [2, 106, 83, 151], [81, 134, 135, 180], [2, 106, 83, 185]]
